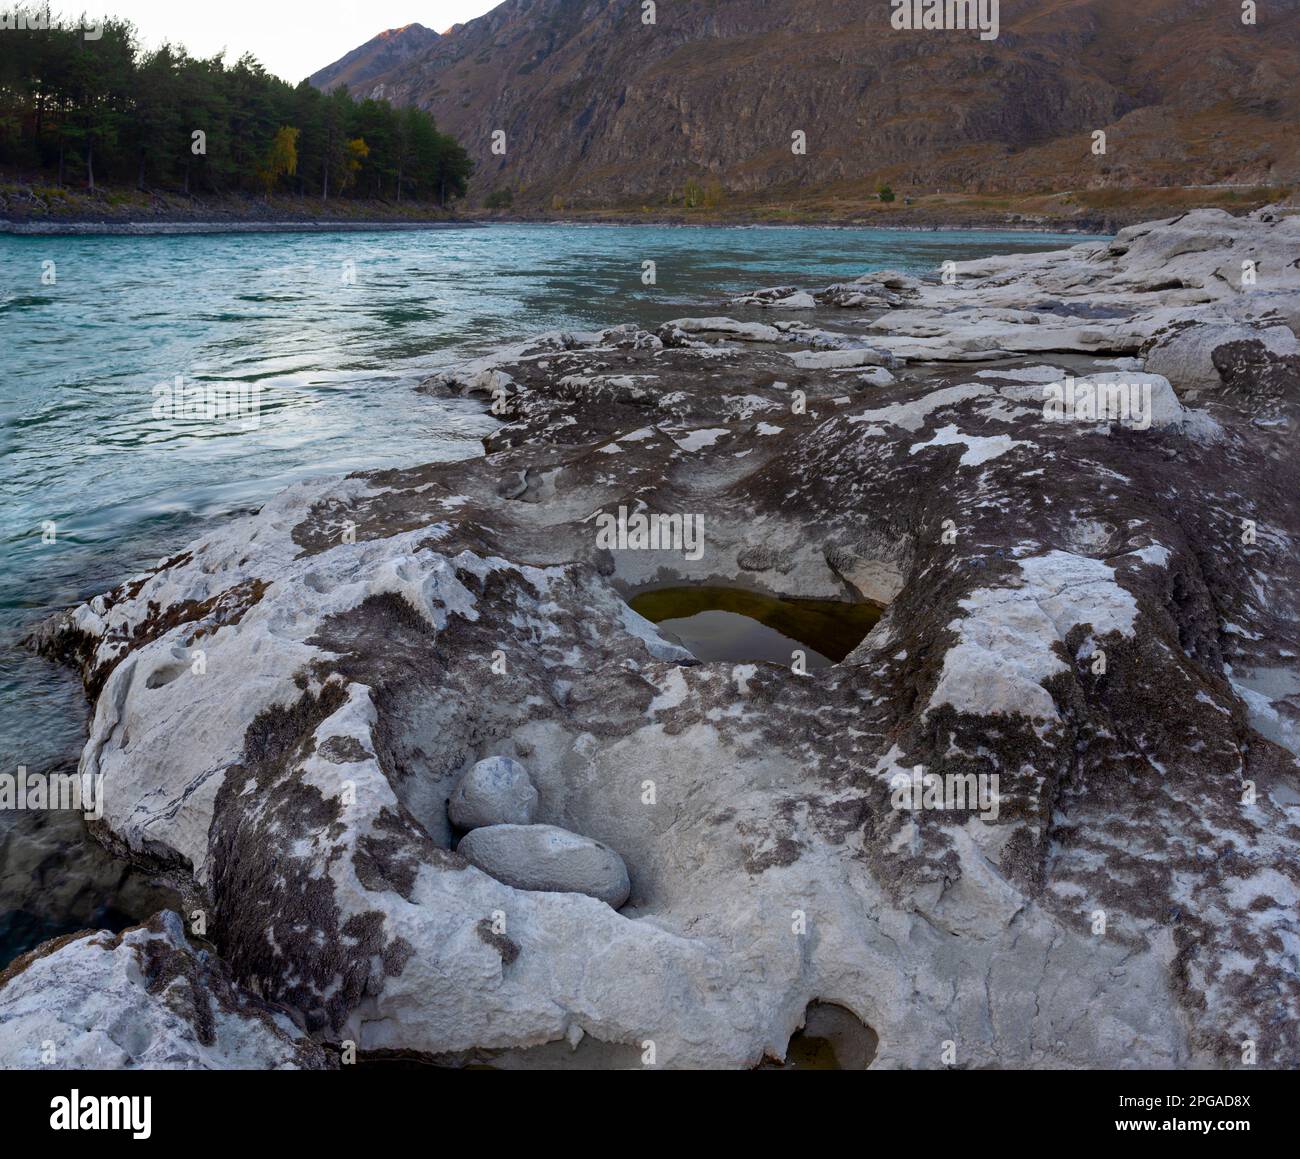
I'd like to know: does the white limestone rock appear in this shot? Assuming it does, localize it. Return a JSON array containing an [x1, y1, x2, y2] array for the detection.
[[0, 912, 330, 1070], [1143, 321, 1299, 395], [858, 367, 897, 387], [665, 317, 783, 342], [784, 347, 892, 370], [730, 287, 817, 309]]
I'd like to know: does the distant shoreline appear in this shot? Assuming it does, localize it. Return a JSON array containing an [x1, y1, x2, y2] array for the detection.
[[0, 219, 483, 236], [5, 184, 1288, 238], [503, 216, 1104, 235], [4, 171, 1289, 239], [0, 216, 1098, 237]]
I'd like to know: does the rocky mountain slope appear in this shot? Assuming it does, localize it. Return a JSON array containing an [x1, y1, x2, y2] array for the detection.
[[12, 206, 1300, 1068], [311, 0, 1300, 209], [308, 23, 440, 92]]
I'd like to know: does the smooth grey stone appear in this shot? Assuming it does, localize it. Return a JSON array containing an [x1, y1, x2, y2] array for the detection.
[[449, 756, 539, 830], [458, 824, 631, 908]]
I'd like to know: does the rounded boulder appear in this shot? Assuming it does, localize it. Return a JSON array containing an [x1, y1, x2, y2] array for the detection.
[[457, 824, 631, 908], [449, 756, 539, 830]]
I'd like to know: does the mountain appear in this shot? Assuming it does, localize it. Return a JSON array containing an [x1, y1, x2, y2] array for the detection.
[[312, 0, 1300, 211], [308, 23, 440, 92]]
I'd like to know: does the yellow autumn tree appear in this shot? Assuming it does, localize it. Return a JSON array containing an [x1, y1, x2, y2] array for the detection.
[[339, 137, 369, 194], [258, 126, 300, 194]]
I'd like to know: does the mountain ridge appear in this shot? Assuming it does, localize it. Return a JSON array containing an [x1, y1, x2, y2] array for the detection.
[[308, 22, 440, 92], [310, 0, 1300, 211]]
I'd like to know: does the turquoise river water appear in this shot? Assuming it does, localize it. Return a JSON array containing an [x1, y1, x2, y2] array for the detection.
[[0, 222, 1083, 777]]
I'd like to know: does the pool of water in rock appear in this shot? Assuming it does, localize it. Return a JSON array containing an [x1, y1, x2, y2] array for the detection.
[[629, 587, 881, 669], [758, 1002, 880, 1069]]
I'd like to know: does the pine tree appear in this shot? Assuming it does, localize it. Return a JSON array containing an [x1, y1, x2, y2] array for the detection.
[[0, 17, 472, 206]]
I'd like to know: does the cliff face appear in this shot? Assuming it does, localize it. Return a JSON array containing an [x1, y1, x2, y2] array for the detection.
[[311, 0, 1300, 206], [308, 23, 440, 92]]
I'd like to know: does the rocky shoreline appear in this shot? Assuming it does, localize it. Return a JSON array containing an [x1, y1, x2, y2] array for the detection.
[[5, 207, 1299, 1070]]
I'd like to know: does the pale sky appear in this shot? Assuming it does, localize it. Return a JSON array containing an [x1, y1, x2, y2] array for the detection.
[[75, 1, 500, 83]]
